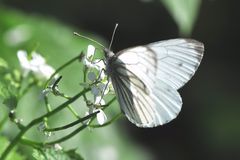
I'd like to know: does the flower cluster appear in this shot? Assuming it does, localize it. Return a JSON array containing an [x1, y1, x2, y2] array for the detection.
[[16, 46, 111, 126], [83, 45, 112, 125], [17, 50, 55, 80]]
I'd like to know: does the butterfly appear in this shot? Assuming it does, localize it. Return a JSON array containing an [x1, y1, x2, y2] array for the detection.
[[104, 38, 204, 128], [74, 26, 204, 128]]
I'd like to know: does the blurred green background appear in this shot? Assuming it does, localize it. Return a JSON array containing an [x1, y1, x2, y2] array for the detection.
[[0, 0, 240, 160]]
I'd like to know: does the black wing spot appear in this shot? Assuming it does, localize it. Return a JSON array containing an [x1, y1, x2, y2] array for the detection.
[[178, 63, 183, 67]]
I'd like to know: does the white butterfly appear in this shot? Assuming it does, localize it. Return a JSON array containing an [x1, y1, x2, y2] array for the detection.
[[104, 39, 204, 128]]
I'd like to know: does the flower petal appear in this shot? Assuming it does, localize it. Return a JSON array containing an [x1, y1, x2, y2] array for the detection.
[[30, 52, 46, 66], [86, 45, 95, 60], [88, 72, 97, 81], [93, 59, 105, 70], [91, 86, 100, 96], [94, 95, 105, 105], [96, 109, 107, 125], [98, 82, 110, 95], [38, 64, 55, 79], [17, 50, 31, 71]]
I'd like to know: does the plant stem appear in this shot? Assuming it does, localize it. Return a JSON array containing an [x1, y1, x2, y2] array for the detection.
[[44, 96, 52, 112], [66, 105, 80, 119], [0, 88, 90, 160], [82, 66, 89, 103], [45, 111, 99, 132], [20, 137, 44, 148], [102, 96, 116, 107], [45, 125, 88, 145]]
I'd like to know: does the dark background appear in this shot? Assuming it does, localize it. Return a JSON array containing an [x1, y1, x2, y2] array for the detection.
[[1, 0, 240, 160]]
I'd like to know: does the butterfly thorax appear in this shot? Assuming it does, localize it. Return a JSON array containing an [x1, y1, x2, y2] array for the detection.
[[104, 48, 116, 75]]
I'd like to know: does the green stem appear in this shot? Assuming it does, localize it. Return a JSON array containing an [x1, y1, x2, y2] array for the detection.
[[44, 53, 84, 88], [45, 125, 88, 145], [102, 96, 116, 107], [66, 105, 80, 119], [51, 93, 80, 119], [18, 111, 98, 150], [20, 137, 43, 148], [0, 88, 90, 160], [45, 111, 99, 132], [0, 122, 34, 160], [83, 66, 89, 103], [44, 96, 52, 112], [52, 92, 80, 119]]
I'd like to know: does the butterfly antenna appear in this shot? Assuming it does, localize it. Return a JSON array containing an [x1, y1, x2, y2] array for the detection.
[[108, 23, 118, 50], [73, 32, 105, 49]]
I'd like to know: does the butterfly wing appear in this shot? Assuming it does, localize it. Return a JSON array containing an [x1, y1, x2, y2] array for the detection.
[[108, 39, 204, 127], [149, 39, 204, 89]]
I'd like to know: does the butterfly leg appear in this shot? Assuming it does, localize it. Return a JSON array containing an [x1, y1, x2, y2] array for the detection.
[[96, 75, 110, 105]]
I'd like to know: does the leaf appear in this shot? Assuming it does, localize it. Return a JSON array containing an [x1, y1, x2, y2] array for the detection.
[[65, 149, 84, 160], [0, 73, 19, 109], [0, 80, 11, 99], [0, 136, 25, 160], [0, 57, 8, 69], [32, 148, 84, 160], [160, 0, 202, 36], [3, 96, 18, 110]]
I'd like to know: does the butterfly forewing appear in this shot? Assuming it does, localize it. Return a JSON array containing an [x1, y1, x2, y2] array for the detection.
[[107, 38, 204, 127], [149, 39, 204, 90]]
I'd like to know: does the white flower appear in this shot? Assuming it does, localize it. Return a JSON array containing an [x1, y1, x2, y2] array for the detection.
[[91, 85, 101, 96], [54, 144, 63, 151], [96, 108, 107, 125], [85, 96, 107, 125], [92, 59, 105, 71], [17, 50, 31, 76], [87, 71, 97, 82], [94, 95, 105, 106], [90, 82, 110, 98], [17, 50, 55, 80], [83, 45, 109, 85], [83, 45, 106, 70], [83, 45, 96, 68], [82, 45, 111, 125], [83, 45, 111, 95], [94, 96, 107, 125]]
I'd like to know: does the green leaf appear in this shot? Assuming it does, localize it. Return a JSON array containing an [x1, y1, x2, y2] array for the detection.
[[160, 0, 202, 36], [32, 148, 84, 160], [0, 57, 8, 69], [65, 149, 84, 160], [0, 73, 19, 109], [0, 136, 25, 160], [3, 95, 18, 110]]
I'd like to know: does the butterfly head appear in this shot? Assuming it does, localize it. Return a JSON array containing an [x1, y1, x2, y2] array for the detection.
[[104, 48, 115, 58]]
